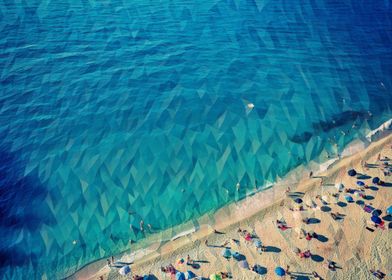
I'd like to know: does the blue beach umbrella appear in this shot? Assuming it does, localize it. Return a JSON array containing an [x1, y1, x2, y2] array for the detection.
[[372, 209, 382, 217], [387, 205, 392, 215], [185, 271, 196, 279], [372, 177, 380, 184], [222, 248, 231, 259], [344, 195, 354, 202], [357, 181, 365, 186], [371, 216, 382, 225], [294, 198, 303, 204], [275, 267, 286, 276], [254, 239, 262, 248], [119, 265, 131, 275], [348, 169, 357, 176], [176, 272, 186, 280]]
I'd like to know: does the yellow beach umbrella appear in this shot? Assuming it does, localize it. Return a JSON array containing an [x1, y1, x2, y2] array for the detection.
[[210, 274, 222, 280]]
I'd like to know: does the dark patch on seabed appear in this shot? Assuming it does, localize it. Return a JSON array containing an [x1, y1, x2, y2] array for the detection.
[[289, 110, 371, 143], [0, 139, 55, 276]]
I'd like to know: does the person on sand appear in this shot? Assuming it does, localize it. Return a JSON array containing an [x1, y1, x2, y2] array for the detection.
[[278, 223, 290, 231], [285, 265, 291, 275], [305, 232, 313, 241], [186, 254, 194, 265], [302, 217, 310, 224], [219, 272, 230, 279], [312, 271, 323, 279], [204, 240, 209, 247], [221, 240, 230, 247], [325, 260, 337, 271], [106, 258, 111, 267], [299, 250, 311, 258], [285, 187, 291, 194], [309, 171, 313, 178], [370, 269, 386, 279]]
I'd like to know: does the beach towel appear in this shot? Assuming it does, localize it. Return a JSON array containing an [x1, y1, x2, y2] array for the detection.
[[364, 205, 375, 213]]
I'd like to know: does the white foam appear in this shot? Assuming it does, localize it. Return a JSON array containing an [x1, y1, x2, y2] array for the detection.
[[366, 118, 392, 141]]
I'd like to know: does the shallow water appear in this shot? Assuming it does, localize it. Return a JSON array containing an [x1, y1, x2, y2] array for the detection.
[[0, 0, 391, 278]]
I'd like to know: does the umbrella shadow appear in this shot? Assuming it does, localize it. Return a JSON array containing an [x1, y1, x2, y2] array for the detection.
[[190, 263, 201, 269], [382, 215, 392, 221], [264, 246, 281, 253], [288, 192, 305, 198], [389, 222, 392, 229], [144, 275, 158, 280], [311, 254, 324, 262], [382, 182, 392, 187], [289, 272, 313, 279], [369, 186, 379, 191], [115, 261, 132, 266], [233, 253, 246, 261], [364, 195, 374, 200], [356, 200, 365, 205], [321, 206, 331, 212], [316, 234, 329, 243], [337, 201, 347, 208], [308, 218, 320, 224], [357, 174, 371, 179], [254, 266, 267, 275], [194, 260, 209, 264]]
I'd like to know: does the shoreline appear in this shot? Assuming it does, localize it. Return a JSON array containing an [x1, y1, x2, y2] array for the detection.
[[68, 121, 392, 280]]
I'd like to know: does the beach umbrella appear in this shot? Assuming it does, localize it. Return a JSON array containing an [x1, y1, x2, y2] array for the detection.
[[275, 267, 286, 277], [354, 191, 361, 198], [372, 209, 382, 217], [254, 239, 262, 248], [253, 264, 263, 274], [371, 216, 382, 225], [387, 205, 392, 215], [119, 265, 131, 276], [357, 181, 365, 187], [344, 195, 353, 202], [372, 177, 380, 184], [335, 183, 344, 191], [176, 272, 186, 280], [221, 248, 231, 259], [294, 198, 303, 204], [239, 260, 249, 269], [209, 274, 222, 280], [177, 258, 185, 265], [348, 169, 357, 176], [185, 271, 196, 280], [321, 195, 329, 203]]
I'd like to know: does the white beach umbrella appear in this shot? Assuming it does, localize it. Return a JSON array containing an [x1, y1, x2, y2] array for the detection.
[[119, 265, 131, 276], [335, 183, 344, 192]]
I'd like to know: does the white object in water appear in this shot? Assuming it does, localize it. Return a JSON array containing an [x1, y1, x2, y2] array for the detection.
[[247, 103, 255, 109]]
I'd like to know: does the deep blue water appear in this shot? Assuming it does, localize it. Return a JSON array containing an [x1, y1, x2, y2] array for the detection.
[[0, 0, 391, 278]]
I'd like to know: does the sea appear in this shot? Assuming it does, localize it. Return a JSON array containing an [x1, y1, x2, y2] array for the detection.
[[0, 0, 391, 278]]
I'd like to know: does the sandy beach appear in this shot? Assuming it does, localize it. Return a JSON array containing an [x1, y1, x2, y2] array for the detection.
[[72, 133, 392, 280]]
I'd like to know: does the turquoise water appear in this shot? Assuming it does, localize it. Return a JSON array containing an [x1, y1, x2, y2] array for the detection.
[[0, 0, 391, 278]]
